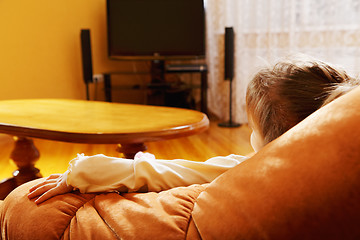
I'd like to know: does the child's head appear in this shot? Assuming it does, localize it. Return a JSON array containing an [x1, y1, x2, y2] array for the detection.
[[246, 56, 359, 151]]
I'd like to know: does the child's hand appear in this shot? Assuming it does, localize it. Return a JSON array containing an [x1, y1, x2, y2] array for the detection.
[[28, 171, 73, 204]]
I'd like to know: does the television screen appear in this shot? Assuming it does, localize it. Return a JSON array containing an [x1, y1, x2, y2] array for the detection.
[[106, 0, 205, 60]]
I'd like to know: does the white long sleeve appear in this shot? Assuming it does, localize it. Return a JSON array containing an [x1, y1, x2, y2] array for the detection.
[[66, 153, 248, 193]]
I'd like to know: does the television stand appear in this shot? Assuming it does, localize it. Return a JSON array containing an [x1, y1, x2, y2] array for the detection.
[[103, 62, 208, 114]]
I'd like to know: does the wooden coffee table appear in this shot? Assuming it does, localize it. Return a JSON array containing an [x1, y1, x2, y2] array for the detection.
[[0, 99, 209, 199]]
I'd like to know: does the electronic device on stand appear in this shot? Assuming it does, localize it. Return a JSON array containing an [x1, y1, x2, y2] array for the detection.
[[218, 27, 241, 128], [80, 29, 94, 100]]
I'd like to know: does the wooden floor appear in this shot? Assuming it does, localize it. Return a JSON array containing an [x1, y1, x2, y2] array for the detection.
[[0, 121, 253, 180]]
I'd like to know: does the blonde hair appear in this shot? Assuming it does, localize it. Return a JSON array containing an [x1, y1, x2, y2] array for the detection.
[[246, 57, 359, 144], [322, 81, 359, 106]]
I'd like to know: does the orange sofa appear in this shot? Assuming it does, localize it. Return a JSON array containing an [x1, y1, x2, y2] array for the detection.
[[1, 86, 360, 240]]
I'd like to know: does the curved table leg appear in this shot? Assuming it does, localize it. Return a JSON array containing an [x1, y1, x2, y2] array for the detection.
[[117, 143, 147, 159], [0, 137, 42, 200]]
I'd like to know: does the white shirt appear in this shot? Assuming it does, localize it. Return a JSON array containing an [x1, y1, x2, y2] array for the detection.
[[66, 152, 248, 193]]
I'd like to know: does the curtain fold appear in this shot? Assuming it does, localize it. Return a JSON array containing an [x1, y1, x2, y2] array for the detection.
[[206, 0, 360, 123]]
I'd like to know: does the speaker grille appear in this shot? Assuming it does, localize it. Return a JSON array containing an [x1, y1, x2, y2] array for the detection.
[[80, 29, 93, 84], [224, 27, 234, 80]]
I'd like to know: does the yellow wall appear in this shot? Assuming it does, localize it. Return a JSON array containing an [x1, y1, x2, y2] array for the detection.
[[0, 0, 135, 100]]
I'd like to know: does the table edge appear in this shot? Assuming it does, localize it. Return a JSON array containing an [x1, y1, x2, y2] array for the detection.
[[0, 115, 209, 144]]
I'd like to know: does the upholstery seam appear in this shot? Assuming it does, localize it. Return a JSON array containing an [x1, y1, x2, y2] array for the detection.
[[183, 186, 205, 240], [59, 194, 97, 240], [92, 198, 122, 240], [185, 184, 211, 240]]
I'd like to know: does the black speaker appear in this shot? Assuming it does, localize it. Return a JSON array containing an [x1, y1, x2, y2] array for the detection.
[[218, 27, 240, 128], [224, 27, 234, 80], [80, 29, 93, 84]]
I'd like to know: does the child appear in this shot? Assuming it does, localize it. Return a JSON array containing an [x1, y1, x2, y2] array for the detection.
[[28, 56, 360, 204], [246, 56, 359, 147]]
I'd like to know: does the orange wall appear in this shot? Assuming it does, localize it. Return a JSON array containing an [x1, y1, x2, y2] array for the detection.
[[0, 0, 135, 100]]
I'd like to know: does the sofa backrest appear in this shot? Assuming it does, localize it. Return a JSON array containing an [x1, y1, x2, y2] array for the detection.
[[192, 86, 360, 239]]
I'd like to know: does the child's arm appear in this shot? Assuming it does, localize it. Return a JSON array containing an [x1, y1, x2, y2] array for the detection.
[[65, 153, 247, 193], [28, 152, 247, 204]]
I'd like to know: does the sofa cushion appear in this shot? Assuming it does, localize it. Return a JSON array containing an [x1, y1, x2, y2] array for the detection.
[[0, 180, 205, 240], [192, 86, 360, 239]]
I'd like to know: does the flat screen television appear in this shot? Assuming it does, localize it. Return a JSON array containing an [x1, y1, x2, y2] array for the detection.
[[106, 0, 205, 60]]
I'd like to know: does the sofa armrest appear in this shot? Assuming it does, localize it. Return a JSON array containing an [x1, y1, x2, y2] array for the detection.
[[192, 86, 360, 239]]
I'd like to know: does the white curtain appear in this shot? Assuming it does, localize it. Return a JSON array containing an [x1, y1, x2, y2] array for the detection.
[[206, 0, 360, 123]]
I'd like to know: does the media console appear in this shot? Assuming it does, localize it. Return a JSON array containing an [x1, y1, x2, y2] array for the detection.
[[103, 63, 208, 114]]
